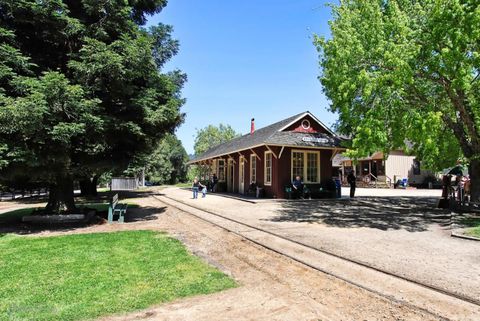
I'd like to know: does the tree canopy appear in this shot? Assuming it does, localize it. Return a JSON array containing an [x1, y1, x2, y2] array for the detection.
[[0, 0, 185, 212], [316, 0, 480, 200], [125, 133, 188, 185], [194, 124, 241, 156]]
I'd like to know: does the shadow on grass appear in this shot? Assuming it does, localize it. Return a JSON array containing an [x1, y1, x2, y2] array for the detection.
[[267, 196, 451, 232], [0, 197, 166, 236]]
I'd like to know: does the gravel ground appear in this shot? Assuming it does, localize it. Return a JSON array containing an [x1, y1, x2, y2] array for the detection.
[[161, 187, 480, 304]]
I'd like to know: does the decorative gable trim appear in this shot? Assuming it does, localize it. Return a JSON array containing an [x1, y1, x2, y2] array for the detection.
[[278, 111, 337, 137]]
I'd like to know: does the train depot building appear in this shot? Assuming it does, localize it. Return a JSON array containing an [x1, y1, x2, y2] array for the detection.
[[189, 111, 345, 199]]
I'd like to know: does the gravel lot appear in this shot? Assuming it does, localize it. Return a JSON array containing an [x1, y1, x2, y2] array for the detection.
[[162, 187, 480, 304]]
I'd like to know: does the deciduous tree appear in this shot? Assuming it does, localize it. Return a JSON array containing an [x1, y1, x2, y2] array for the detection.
[[316, 0, 480, 200], [194, 124, 240, 156]]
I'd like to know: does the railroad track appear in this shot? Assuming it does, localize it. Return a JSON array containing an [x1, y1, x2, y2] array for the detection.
[[153, 193, 480, 321]]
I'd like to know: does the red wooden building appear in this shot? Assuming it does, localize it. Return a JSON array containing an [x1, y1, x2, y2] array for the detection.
[[188, 111, 346, 198]]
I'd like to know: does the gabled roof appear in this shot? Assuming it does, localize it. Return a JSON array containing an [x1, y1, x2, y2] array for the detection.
[[189, 111, 345, 164]]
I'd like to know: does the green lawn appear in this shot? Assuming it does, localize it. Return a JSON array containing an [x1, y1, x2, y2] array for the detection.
[[460, 217, 480, 238], [0, 231, 236, 321]]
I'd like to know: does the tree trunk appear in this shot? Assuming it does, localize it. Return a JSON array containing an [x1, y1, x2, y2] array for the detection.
[[469, 159, 480, 203], [45, 175, 76, 214], [79, 175, 99, 197]]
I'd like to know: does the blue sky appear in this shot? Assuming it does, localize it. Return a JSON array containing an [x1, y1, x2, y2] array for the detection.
[[147, 0, 337, 154]]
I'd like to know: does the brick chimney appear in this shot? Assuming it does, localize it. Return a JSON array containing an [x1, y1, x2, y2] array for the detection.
[[250, 118, 255, 135]]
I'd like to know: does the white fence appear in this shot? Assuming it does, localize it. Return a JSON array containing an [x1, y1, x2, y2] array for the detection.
[[110, 177, 140, 191]]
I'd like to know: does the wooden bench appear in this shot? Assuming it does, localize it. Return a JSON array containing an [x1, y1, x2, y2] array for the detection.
[[108, 193, 128, 223]]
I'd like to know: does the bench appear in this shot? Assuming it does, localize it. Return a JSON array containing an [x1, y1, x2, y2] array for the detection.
[[284, 185, 310, 199], [108, 193, 128, 223]]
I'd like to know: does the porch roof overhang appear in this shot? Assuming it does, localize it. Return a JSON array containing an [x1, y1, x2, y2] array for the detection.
[[188, 140, 346, 165]]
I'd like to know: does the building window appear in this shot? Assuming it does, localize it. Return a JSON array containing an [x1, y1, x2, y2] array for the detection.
[[307, 153, 319, 182], [301, 119, 311, 130], [240, 157, 244, 184], [250, 154, 257, 183], [292, 152, 304, 179], [217, 159, 225, 181], [291, 150, 320, 183], [264, 152, 272, 185]]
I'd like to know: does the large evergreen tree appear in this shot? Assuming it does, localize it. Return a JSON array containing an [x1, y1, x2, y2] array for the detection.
[[316, 0, 480, 201], [0, 0, 185, 212]]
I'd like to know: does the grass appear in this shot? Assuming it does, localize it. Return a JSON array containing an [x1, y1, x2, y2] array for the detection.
[[175, 182, 192, 188], [0, 230, 236, 321], [0, 202, 139, 223], [459, 217, 480, 238]]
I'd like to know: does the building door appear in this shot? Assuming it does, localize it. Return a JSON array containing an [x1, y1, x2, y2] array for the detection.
[[227, 159, 234, 192], [239, 156, 245, 194]]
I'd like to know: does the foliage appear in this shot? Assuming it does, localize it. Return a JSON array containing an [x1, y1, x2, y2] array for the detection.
[[194, 124, 241, 156], [0, 1, 185, 211], [315, 0, 480, 200], [125, 133, 189, 184], [0, 231, 236, 321]]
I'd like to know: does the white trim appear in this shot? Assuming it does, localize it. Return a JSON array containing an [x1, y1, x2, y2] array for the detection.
[[250, 148, 261, 160], [301, 119, 311, 130], [239, 155, 245, 193], [291, 149, 321, 183], [217, 159, 226, 182], [278, 146, 285, 159], [265, 145, 278, 158], [250, 154, 257, 184], [277, 111, 337, 137], [187, 143, 266, 164], [265, 143, 345, 151], [238, 152, 248, 163], [227, 158, 235, 192], [264, 151, 273, 186]]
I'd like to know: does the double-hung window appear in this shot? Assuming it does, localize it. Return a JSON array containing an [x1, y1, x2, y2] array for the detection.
[[250, 154, 257, 183], [291, 150, 320, 183], [264, 152, 272, 185], [217, 159, 225, 181]]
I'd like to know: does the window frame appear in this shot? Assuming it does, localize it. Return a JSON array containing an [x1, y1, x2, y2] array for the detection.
[[290, 150, 321, 183], [250, 154, 257, 184], [264, 151, 272, 186], [217, 159, 226, 182]]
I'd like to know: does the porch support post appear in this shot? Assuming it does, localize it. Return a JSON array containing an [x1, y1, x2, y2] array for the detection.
[[228, 154, 237, 164], [330, 148, 339, 161], [265, 145, 278, 158], [250, 149, 261, 160], [238, 152, 247, 162], [278, 146, 285, 159]]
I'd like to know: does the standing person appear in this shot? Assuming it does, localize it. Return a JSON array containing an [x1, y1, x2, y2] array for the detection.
[[192, 177, 206, 199], [292, 175, 304, 199], [211, 173, 218, 192], [347, 171, 356, 198]]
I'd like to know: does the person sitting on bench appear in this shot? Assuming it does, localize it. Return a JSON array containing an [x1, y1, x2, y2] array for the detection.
[[292, 176, 304, 199]]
